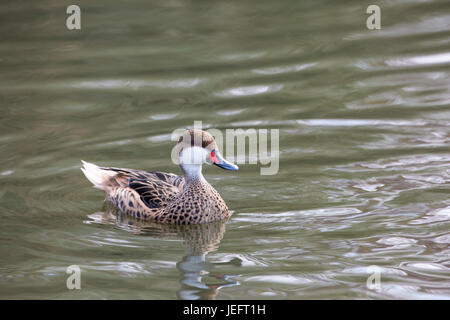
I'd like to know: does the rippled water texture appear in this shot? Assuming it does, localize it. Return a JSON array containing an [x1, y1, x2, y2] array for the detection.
[[1, 0, 450, 299]]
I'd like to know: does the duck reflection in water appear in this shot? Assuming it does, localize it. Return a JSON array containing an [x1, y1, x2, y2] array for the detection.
[[87, 202, 239, 300]]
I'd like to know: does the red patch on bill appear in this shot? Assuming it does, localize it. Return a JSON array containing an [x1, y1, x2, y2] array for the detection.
[[210, 150, 219, 164]]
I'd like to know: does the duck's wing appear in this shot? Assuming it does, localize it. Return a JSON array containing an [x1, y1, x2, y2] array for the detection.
[[99, 166, 185, 209]]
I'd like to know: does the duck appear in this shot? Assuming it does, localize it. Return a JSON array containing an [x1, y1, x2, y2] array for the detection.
[[81, 129, 238, 224]]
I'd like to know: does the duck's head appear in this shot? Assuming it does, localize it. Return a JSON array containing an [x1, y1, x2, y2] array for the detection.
[[175, 129, 238, 179]]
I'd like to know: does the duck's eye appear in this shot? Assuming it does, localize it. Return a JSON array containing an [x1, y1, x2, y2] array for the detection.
[[210, 150, 219, 164]]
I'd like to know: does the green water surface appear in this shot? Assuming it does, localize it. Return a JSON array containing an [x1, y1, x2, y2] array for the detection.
[[1, 0, 450, 299]]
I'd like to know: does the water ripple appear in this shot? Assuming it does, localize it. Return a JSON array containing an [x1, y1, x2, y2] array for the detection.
[[215, 84, 283, 97], [70, 78, 202, 90], [252, 63, 316, 75]]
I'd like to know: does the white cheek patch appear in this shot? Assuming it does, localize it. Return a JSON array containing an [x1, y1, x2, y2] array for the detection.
[[179, 146, 207, 165], [179, 147, 208, 180]]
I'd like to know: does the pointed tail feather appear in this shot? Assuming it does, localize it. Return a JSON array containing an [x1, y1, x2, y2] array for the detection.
[[81, 160, 117, 190]]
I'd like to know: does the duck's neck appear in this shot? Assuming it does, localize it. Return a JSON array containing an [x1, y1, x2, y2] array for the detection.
[[181, 164, 207, 184]]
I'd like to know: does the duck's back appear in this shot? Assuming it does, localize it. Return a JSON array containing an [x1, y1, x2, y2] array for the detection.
[[102, 166, 184, 206]]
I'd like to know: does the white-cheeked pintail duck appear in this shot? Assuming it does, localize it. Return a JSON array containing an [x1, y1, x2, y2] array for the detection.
[[81, 129, 238, 224]]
